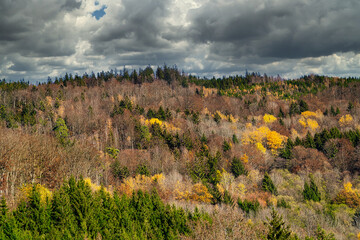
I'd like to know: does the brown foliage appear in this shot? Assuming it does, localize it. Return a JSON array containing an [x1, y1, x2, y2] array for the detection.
[[290, 146, 331, 173]]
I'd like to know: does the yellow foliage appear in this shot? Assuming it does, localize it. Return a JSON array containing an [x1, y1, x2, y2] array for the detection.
[[119, 174, 165, 196], [151, 173, 165, 184], [358, 232, 360, 240], [344, 182, 355, 193], [241, 154, 249, 163], [20, 183, 52, 204], [299, 117, 319, 131], [339, 114, 353, 126], [217, 184, 225, 195], [218, 169, 235, 192], [301, 111, 317, 118], [140, 117, 180, 132], [263, 114, 277, 124], [242, 126, 271, 145], [191, 183, 213, 203], [236, 183, 246, 196], [175, 182, 213, 203], [211, 110, 239, 123], [299, 117, 307, 127], [242, 126, 286, 154], [228, 114, 238, 123], [307, 119, 319, 131], [84, 178, 110, 194], [201, 107, 211, 115], [256, 142, 266, 154], [212, 110, 227, 120], [246, 123, 253, 129], [266, 130, 287, 153], [269, 196, 277, 206]]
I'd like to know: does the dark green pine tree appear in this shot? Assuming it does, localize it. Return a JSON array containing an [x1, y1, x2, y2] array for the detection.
[[330, 106, 337, 116], [232, 134, 239, 144], [314, 133, 324, 151], [299, 100, 309, 112], [294, 137, 302, 146], [17, 184, 52, 236], [230, 157, 247, 178], [280, 139, 294, 159], [207, 151, 221, 185], [330, 127, 342, 139], [278, 108, 285, 118], [51, 185, 77, 238], [157, 106, 166, 121], [0, 197, 7, 226], [347, 101, 354, 113], [303, 176, 321, 202], [266, 208, 291, 240], [67, 177, 98, 238], [304, 132, 316, 148], [262, 172, 278, 195]]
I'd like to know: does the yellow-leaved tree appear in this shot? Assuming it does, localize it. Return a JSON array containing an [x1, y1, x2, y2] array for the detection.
[[339, 114, 353, 127], [263, 114, 277, 124]]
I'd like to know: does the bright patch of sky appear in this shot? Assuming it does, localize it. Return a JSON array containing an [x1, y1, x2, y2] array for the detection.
[[92, 4, 107, 20]]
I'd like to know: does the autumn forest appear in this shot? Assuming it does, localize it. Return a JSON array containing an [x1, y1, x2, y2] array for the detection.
[[1, 66, 360, 239]]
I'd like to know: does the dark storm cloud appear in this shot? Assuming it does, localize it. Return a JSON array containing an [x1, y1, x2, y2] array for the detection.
[[186, 0, 360, 60], [0, 0, 80, 58], [89, 0, 171, 55]]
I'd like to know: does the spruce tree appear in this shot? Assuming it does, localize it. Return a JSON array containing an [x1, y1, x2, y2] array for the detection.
[[304, 132, 316, 148], [303, 176, 321, 202], [231, 157, 247, 178], [262, 172, 278, 195], [266, 208, 291, 240]]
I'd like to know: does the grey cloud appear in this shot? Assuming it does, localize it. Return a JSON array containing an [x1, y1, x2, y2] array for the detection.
[[186, 0, 360, 60], [1, 0, 360, 82], [0, 0, 81, 57], [90, 0, 171, 55]]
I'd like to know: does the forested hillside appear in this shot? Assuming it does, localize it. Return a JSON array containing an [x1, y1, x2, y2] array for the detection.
[[1, 66, 360, 239]]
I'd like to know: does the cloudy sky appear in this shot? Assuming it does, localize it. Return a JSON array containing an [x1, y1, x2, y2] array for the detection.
[[1, 0, 360, 82]]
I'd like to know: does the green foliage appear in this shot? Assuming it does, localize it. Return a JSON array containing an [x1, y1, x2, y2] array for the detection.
[[53, 117, 71, 146], [136, 164, 150, 176], [237, 198, 260, 214], [191, 111, 200, 124], [146, 106, 172, 121], [305, 226, 335, 240], [232, 134, 239, 144], [304, 132, 316, 148], [278, 108, 285, 118], [280, 139, 294, 159], [0, 178, 198, 239], [330, 106, 340, 116], [111, 160, 130, 181], [230, 157, 247, 178], [265, 208, 291, 240], [303, 176, 321, 202], [289, 100, 308, 116], [262, 172, 278, 195], [347, 101, 354, 113], [277, 199, 290, 209], [222, 190, 235, 207], [200, 134, 208, 144], [134, 124, 151, 149], [105, 147, 119, 159], [222, 140, 231, 152], [207, 151, 221, 185], [111, 96, 133, 116], [213, 112, 221, 124]]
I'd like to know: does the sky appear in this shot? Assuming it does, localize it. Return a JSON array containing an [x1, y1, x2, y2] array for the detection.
[[1, 0, 360, 83]]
